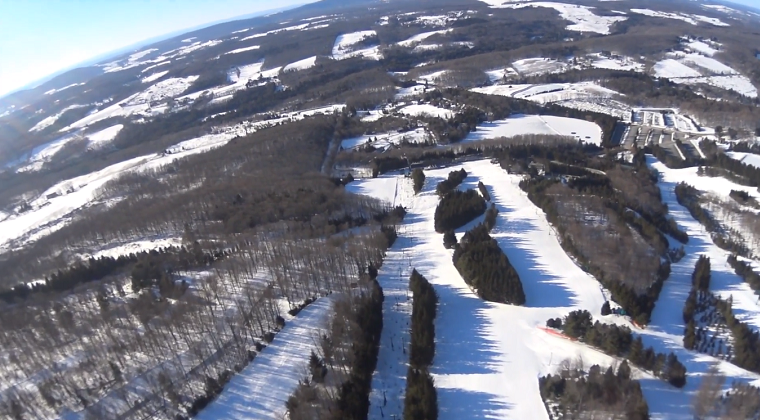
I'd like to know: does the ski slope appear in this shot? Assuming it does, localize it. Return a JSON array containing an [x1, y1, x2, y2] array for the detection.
[[350, 160, 640, 420], [635, 156, 760, 418], [463, 114, 603, 145], [196, 297, 334, 420], [349, 157, 760, 419]]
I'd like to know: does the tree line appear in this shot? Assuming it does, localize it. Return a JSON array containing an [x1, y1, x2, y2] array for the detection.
[[435, 168, 468, 197], [412, 169, 425, 194], [675, 182, 752, 258], [404, 269, 438, 420], [434, 189, 486, 233], [540, 361, 650, 420], [520, 174, 672, 325], [453, 223, 525, 305], [547, 310, 687, 388]]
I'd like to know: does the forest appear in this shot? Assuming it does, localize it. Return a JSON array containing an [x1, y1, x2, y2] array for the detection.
[[453, 223, 525, 305], [520, 164, 675, 324], [540, 361, 649, 420], [547, 310, 687, 388], [433, 189, 486, 233]]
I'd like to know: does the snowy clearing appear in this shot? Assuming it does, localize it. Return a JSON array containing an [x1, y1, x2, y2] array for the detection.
[[653, 59, 703, 78], [44, 83, 85, 96], [397, 29, 452, 47], [586, 53, 644, 72], [17, 131, 84, 172], [29, 104, 89, 132], [472, 82, 631, 120], [62, 76, 200, 131], [283, 56, 317, 72], [223, 45, 261, 55], [141, 70, 169, 83], [331, 30, 381, 60], [398, 104, 453, 119], [726, 151, 760, 169], [483, 1, 626, 34], [78, 237, 183, 260], [86, 124, 124, 146], [512, 57, 567, 77], [464, 114, 603, 145], [631, 9, 729, 26], [685, 40, 720, 56], [196, 297, 334, 420]]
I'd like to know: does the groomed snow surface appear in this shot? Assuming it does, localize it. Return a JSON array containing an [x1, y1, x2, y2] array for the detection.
[[349, 157, 760, 420], [349, 161, 630, 420], [482, 1, 626, 35], [464, 114, 603, 145], [196, 297, 335, 420]]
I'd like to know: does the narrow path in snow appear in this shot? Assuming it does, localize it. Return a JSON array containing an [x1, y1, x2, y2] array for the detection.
[[195, 297, 334, 420], [366, 176, 416, 420]]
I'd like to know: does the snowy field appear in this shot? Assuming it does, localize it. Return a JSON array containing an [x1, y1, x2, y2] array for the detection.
[[472, 82, 630, 120], [398, 104, 454, 119], [512, 58, 567, 77], [631, 8, 729, 26], [653, 50, 757, 97], [482, 1, 626, 34], [77, 236, 183, 260], [29, 104, 89, 132], [332, 30, 382, 60], [87, 124, 124, 146], [223, 45, 260, 55], [283, 56, 317, 72], [196, 297, 334, 420], [726, 151, 760, 169], [141, 70, 169, 83], [587, 53, 644, 72], [17, 131, 84, 172], [464, 114, 603, 145], [44, 82, 85, 96], [397, 29, 452, 47]]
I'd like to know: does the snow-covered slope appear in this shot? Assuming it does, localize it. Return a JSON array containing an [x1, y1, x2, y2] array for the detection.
[[464, 114, 603, 145], [195, 297, 334, 420], [482, 1, 627, 35]]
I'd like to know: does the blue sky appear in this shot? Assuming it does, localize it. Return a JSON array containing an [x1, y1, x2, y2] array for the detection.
[[0, 0, 311, 97]]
